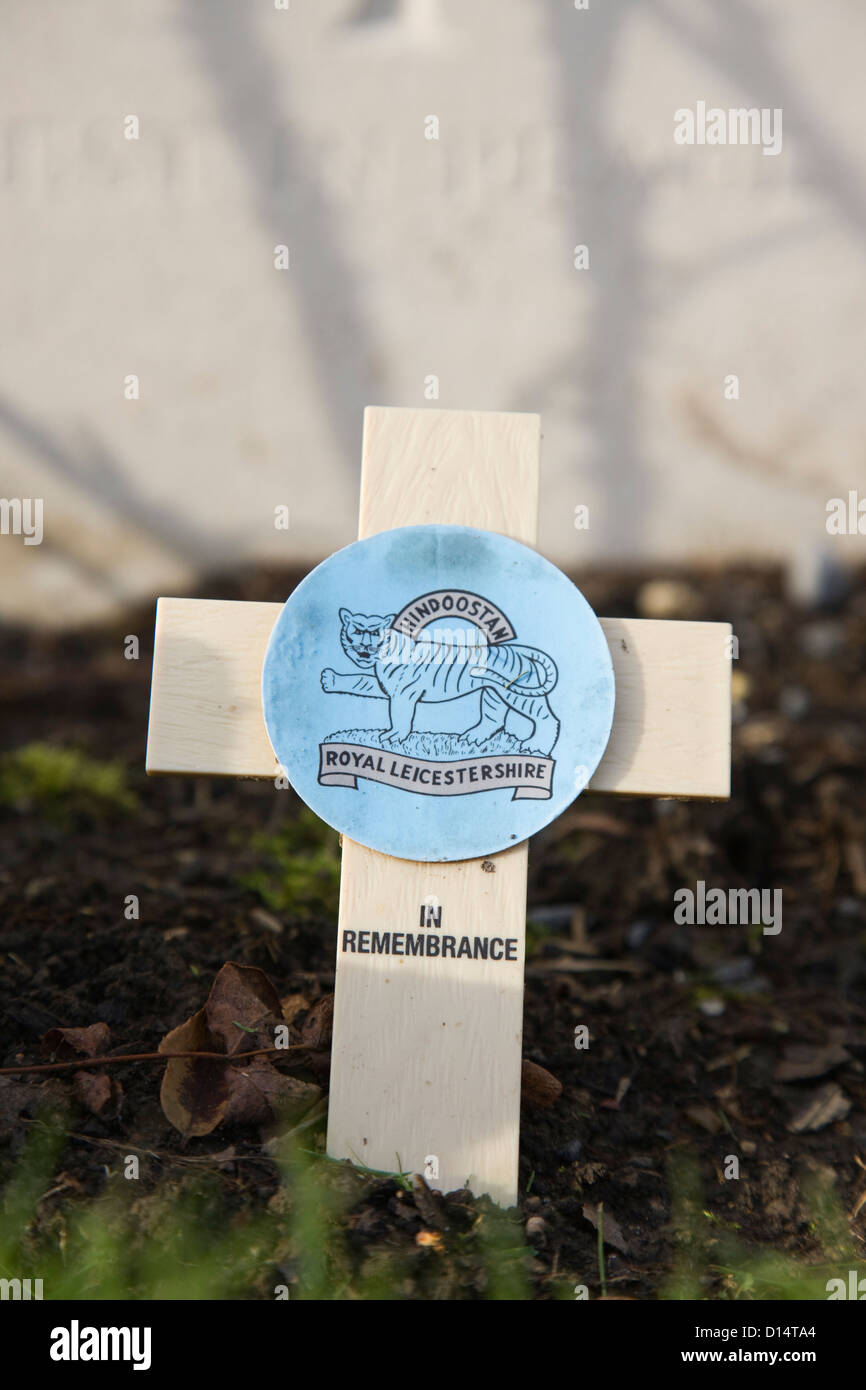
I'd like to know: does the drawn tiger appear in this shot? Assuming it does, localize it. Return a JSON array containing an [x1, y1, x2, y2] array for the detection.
[[321, 608, 560, 754]]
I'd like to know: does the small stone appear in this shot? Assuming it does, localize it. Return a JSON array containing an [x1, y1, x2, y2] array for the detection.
[[712, 958, 754, 985], [525, 1215, 547, 1246], [557, 1138, 583, 1162], [798, 620, 844, 660], [627, 920, 653, 950], [779, 686, 809, 720]]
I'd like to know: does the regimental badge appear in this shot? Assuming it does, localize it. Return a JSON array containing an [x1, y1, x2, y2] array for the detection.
[[262, 524, 615, 861]]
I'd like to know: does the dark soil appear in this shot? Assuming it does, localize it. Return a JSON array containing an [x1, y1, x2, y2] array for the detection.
[[1, 563, 865, 1300]]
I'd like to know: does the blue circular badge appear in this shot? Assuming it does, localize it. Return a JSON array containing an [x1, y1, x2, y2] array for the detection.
[[262, 525, 615, 862]]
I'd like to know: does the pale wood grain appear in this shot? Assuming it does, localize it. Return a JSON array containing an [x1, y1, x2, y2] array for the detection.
[[358, 406, 540, 541], [596, 617, 731, 800], [328, 842, 528, 1204], [146, 605, 731, 799], [146, 599, 281, 779], [327, 410, 540, 1203]]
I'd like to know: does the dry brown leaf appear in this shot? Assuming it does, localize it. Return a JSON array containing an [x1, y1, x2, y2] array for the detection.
[[280, 993, 310, 1025], [774, 1043, 850, 1082], [301, 995, 334, 1050], [41, 1023, 110, 1060], [412, 1172, 447, 1227], [204, 962, 283, 1057], [582, 1202, 631, 1254], [159, 1006, 231, 1137], [226, 1057, 320, 1127], [40, 1023, 118, 1117], [685, 1105, 724, 1134], [788, 1083, 851, 1133], [74, 1069, 122, 1117], [158, 963, 323, 1137]]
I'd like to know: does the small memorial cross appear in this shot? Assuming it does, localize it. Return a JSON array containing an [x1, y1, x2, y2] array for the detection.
[[146, 407, 731, 1206]]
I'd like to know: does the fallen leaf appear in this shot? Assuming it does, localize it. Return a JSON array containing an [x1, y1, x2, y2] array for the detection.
[[788, 1083, 851, 1133], [74, 1069, 122, 1117], [301, 995, 334, 1050], [158, 963, 323, 1137], [204, 962, 283, 1057], [280, 993, 310, 1025], [41, 1023, 110, 1061], [305, 1048, 332, 1087], [582, 1202, 630, 1254], [774, 1043, 850, 1082], [159, 1006, 231, 1137], [40, 1023, 117, 1117], [685, 1105, 724, 1134], [227, 1057, 320, 1128], [412, 1172, 447, 1228]]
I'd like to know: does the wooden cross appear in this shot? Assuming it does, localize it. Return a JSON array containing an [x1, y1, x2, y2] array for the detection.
[[146, 407, 731, 1206]]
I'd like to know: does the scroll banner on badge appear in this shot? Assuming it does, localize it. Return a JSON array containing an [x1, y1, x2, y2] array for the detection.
[[391, 591, 516, 644], [318, 742, 554, 800]]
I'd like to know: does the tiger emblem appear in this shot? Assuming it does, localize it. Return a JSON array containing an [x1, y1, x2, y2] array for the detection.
[[321, 607, 560, 754]]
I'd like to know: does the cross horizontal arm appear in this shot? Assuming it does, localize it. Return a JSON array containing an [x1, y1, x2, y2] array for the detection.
[[146, 597, 731, 799]]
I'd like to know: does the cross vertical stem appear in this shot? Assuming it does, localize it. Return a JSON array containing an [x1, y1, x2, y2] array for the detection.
[[325, 407, 541, 1204]]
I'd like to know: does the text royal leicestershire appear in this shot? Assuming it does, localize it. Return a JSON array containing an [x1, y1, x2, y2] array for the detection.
[[320, 744, 554, 800]]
